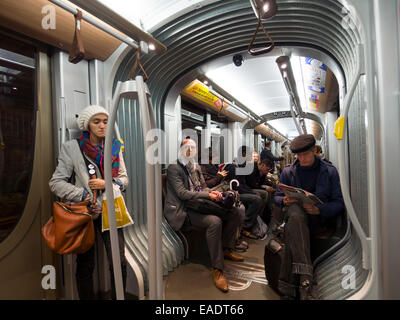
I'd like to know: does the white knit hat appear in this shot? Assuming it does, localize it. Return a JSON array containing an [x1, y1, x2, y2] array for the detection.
[[77, 105, 109, 131]]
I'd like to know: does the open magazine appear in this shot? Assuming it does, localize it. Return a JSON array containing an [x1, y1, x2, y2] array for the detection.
[[278, 183, 324, 205]]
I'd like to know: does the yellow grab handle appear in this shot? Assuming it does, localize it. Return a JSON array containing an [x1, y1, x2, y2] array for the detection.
[[334, 117, 345, 140]]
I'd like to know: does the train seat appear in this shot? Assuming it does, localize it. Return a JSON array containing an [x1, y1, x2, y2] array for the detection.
[[311, 211, 348, 262]]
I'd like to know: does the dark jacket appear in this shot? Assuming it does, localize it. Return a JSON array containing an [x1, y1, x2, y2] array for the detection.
[[225, 160, 255, 195], [200, 164, 224, 188], [274, 158, 345, 219], [164, 162, 210, 231], [245, 164, 266, 189], [260, 148, 284, 162]]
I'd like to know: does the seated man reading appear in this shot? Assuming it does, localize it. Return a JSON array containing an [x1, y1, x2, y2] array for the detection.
[[273, 134, 345, 300], [164, 139, 244, 293]]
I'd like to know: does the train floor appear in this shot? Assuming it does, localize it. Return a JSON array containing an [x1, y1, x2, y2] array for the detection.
[[163, 235, 280, 300]]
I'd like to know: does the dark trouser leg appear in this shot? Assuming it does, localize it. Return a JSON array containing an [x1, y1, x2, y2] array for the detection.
[[239, 193, 263, 230], [278, 204, 313, 298], [221, 207, 242, 249], [187, 210, 224, 270], [95, 218, 127, 300], [76, 245, 96, 300]]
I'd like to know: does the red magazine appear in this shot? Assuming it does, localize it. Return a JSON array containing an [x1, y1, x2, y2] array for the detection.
[[278, 183, 324, 205]]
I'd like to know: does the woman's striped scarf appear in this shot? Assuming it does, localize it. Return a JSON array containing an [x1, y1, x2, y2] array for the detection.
[[78, 131, 121, 178]]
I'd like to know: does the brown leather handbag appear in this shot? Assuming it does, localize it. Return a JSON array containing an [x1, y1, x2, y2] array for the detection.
[[42, 201, 94, 254]]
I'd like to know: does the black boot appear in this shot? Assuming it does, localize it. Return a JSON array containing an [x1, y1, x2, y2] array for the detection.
[[76, 276, 95, 300]]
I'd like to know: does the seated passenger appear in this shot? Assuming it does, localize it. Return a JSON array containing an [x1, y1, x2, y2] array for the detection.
[[246, 158, 275, 224], [274, 134, 345, 300], [200, 148, 248, 252], [200, 148, 228, 189], [164, 139, 244, 293], [314, 144, 332, 164], [225, 146, 263, 239]]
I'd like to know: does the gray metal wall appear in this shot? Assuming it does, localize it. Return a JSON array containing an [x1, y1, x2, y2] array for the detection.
[[347, 79, 369, 236]]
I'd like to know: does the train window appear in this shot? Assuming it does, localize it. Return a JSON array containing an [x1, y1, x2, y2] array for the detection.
[[0, 34, 36, 243]]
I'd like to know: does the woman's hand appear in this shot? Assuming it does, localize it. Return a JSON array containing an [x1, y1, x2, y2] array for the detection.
[[217, 170, 228, 178], [88, 178, 105, 190]]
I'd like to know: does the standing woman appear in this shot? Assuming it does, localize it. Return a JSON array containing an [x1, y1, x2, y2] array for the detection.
[[49, 105, 128, 300]]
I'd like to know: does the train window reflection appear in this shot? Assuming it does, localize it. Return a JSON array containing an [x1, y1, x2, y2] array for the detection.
[[0, 34, 36, 243]]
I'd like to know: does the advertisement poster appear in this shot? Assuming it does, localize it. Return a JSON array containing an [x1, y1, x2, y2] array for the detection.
[[183, 80, 227, 110], [304, 57, 327, 94]]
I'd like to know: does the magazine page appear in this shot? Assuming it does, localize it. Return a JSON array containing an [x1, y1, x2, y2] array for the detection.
[[278, 183, 323, 205]]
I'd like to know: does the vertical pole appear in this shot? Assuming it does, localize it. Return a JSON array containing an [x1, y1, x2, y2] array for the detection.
[[104, 81, 125, 300], [147, 96, 164, 299], [136, 76, 158, 299]]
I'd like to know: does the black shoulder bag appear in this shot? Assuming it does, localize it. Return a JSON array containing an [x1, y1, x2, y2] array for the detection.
[[179, 162, 231, 218]]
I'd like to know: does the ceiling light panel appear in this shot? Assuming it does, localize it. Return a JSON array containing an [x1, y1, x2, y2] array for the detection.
[[206, 56, 290, 116]]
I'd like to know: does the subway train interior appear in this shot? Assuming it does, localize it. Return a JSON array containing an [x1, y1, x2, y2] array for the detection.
[[0, 0, 399, 301]]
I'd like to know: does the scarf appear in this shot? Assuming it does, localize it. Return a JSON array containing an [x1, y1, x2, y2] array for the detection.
[[186, 161, 202, 192], [78, 131, 121, 178]]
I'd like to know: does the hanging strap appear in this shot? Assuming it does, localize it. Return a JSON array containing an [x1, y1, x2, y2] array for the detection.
[[128, 46, 149, 81], [69, 9, 85, 64], [248, 8, 275, 56]]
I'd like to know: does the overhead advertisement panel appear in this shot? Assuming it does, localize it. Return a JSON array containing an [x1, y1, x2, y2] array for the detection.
[[304, 58, 327, 94], [182, 80, 247, 122], [183, 79, 228, 110], [302, 58, 328, 112]]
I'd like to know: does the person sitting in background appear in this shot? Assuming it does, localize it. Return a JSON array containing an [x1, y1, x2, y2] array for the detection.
[[314, 144, 332, 164], [246, 158, 275, 224], [200, 148, 248, 252], [252, 151, 260, 164], [200, 148, 228, 189], [164, 139, 244, 293], [314, 145, 323, 157]]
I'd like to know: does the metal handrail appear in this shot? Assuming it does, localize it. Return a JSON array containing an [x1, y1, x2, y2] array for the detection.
[[335, 44, 371, 270], [48, 0, 139, 50], [104, 81, 124, 300], [104, 78, 163, 300]]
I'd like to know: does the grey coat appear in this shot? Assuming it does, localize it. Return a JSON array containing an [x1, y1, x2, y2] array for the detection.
[[164, 162, 210, 231], [49, 139, 128, 215]]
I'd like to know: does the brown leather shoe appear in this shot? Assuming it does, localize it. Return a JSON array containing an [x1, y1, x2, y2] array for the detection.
[[223, 249, 245, 262], [211, 268, 228, 292], [241, 229, 259, 239]]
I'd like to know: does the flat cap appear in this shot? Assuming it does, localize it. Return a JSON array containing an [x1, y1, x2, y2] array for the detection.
[[290, 134, 316, 154]]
